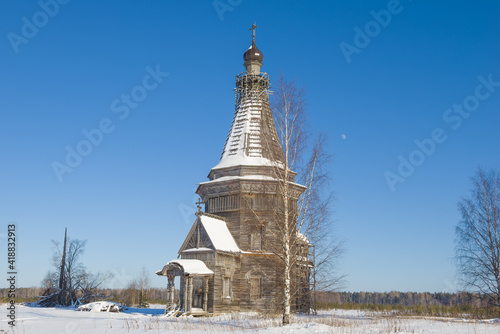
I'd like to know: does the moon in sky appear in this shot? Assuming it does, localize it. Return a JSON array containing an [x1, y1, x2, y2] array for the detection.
[[341, 134, 346, 140]]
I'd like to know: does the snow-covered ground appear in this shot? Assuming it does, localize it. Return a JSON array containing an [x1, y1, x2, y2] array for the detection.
[[0, 303, 498, 333]]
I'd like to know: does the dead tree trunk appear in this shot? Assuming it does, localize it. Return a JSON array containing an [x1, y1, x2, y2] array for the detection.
[[57, 228, 68, 305], [58, 228, 67, 290]]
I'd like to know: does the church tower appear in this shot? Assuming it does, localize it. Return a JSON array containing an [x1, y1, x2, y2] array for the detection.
[[197, 24, 298, 248], [158, 25, 309, 316], [196, 24, 306, 312]]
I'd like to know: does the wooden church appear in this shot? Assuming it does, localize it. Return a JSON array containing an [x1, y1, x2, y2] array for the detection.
[[156, 26, 312, 316]]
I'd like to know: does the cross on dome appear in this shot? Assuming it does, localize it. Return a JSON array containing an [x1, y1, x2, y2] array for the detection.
[[243, 22, 263, 73], [250, 23, 258, 42]]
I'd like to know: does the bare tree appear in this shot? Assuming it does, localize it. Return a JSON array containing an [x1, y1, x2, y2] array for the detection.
[[38, 230, 110, 307], [78, 270, 110, 303], [121, 268, 151, 307], [456, 167, 500, 310], [138, 267, 150, 307], [123, 279, 139, 306], [248, 75, 343, 324]]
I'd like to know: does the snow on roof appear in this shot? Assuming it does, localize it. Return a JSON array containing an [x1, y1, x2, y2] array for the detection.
[[213, 96, 279, 170], [157, 259, 214, 276], [200, 175, 307, 192], [199, 215, 240, 253], [212, 155, 276, 170], [181, 247, 213, 253], [200, 174, 277, 185]]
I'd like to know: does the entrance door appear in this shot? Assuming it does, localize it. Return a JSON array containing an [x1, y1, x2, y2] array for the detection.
[[192, 278, 204, 308]]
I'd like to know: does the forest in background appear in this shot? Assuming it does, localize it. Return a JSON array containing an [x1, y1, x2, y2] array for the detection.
[[315, 291, 497, 318], [2, 287, 497, 318]]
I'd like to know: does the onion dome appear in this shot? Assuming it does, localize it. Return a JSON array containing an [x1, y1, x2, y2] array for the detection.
[[243, 40, 264, 63]]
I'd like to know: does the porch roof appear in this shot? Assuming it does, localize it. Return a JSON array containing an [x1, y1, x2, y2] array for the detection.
[[156, 259, 214, 277]]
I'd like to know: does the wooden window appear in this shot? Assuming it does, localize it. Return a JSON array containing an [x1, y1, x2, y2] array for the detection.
[[250, 277, 261, 299], [223, 277, 231, 299], [250, 226, 262, 251], [207, 195, 239, 213]]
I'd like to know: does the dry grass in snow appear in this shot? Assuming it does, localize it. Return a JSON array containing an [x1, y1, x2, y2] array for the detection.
[[0, 303, 498, 333]]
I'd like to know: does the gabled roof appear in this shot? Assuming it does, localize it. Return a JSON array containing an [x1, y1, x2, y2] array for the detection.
[[179, 213, 241, 254], [200, 214, 240, 252]]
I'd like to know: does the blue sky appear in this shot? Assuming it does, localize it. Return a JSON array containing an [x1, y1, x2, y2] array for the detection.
[[1, 0, 499, 292]]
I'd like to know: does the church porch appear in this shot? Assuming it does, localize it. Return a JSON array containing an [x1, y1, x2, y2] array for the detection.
[[156, 259, 213, 316]]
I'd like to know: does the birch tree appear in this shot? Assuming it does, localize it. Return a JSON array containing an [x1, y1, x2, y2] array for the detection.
[[258, 75, 343, 324], [456, 167, 500, 310]]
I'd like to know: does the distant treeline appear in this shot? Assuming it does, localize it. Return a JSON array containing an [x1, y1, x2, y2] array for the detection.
[[0, 287, 44, 301], [315, 291, 490, 308], [0, 287, 173, 306], [314, 291, 500, 318], [316, 291, 500, 319], [0, 288, 493, 315]]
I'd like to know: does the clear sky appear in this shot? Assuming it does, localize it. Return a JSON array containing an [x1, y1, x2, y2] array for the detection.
[[1, 0, 499, 292]]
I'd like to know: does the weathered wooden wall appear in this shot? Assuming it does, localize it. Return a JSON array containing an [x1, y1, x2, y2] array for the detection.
[[190, 163, 310, 314]]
